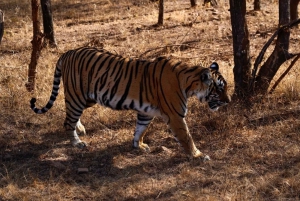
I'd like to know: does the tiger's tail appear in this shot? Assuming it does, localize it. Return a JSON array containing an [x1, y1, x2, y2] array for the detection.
[[30, 59, 63, 114]]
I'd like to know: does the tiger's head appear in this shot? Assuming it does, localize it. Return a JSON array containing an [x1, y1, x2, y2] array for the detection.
[[197, 62, 231, 111]]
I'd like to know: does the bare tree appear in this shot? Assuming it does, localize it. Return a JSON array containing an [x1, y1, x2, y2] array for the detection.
[[191, 0, 196, 7], [203, 0, 217, 7], [157, 0, 164, 25], [290, 0, 300, 21], [253, 0, 293, 94], [0, 10, 3, 44], [26, 0, 44, 92], [229, 0, 300, 101], [40, 0, 57, 47], [254, 0, 260, 10], [229, 0, 251, 99]]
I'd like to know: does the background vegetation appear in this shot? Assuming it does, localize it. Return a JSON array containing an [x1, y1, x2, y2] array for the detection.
[[1, 0, 300, 200]]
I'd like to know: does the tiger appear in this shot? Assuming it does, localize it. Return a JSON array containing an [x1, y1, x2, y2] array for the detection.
[[30, 46, 230, 160]]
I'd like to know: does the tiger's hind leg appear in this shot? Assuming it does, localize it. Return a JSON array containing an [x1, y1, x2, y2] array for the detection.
[[75, 119, 86, 136], [64, 101, 87, 149], [74, 100, 96, 136], [133, 113, 154, 152]]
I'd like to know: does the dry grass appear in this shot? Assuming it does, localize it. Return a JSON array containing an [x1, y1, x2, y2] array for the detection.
[[1, 0, 300, 200]]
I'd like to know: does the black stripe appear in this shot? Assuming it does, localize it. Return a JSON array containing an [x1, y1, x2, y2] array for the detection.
[[171, 103, 185, 118], [143, 62, 151, 102], [110, 75, 121, 101], [183, 66, 198, 74], [116, 60, 134, 109], [138, 115, 153, 121], [171, 61, 182, 71], [151, 61, 158, 91], [159, 60, 172, 112], [135, 60, 140, 78], [87, 52, 105, 95], [129, 100, 135, 109], [94, 54, 111, 78]]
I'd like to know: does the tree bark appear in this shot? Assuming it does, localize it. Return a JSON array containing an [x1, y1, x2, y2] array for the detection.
[[157, 0, 164, 25], [254, 0, 260, 11], [254, 0, 292, 94], [26, 0, 44, 92], [290, 0, 300, 21], [0, 10, 3, 44], [190, 0, 197, 7], [203, 0, 217, 7], [40, 0, 57, 47], [229, 0, 251, 99]]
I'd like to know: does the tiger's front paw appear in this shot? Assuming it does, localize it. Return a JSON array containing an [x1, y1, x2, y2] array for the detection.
[[192, 149, 210, 162]]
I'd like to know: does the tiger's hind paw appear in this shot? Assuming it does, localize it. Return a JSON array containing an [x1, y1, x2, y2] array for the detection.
[[133, 140, 150, 152], [139, 143, 150, 152], [75, 122, 86, 135]]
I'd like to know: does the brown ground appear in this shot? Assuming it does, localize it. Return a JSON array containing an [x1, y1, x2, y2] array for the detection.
[[1, 0, 300, 200]]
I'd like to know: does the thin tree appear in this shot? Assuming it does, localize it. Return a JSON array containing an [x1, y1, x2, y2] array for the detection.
[[26, 0, 44, 92], [229, 0, 251, 100], [254, 0, 260, 11], [0, 10, 3, 44], [191, 0, 196, 7], [229, 0, 300, 101], [290, 0, 300, 21], [253, 0, 293, 94], [203, 0, 217, 7], [40, 0, 57, 47], [157, 0, 164, 25]]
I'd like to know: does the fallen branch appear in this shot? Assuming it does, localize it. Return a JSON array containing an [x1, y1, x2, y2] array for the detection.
[[269, 54, 300, 94]]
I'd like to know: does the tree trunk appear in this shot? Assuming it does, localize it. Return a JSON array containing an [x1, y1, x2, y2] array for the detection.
[[157, 0, 164, 25], [190, 0, 196, 7], [254, 0, 292, 94], [254, 0, 260, 11], [26, 0, 44, 92], [0, 10, 3, 44], [229, 0, 251, 100], [203, 0, 217, 7], [40, 0, 57, 47], [290, 0, 300, 21]]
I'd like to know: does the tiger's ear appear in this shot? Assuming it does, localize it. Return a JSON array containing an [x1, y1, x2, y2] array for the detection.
[[209, 62, 219, 71], [200, 69, 212, 85]]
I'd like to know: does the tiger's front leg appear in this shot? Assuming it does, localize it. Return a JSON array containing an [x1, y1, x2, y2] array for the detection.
[[133, 114, 154, 152], [168, 117, 210, 161]]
